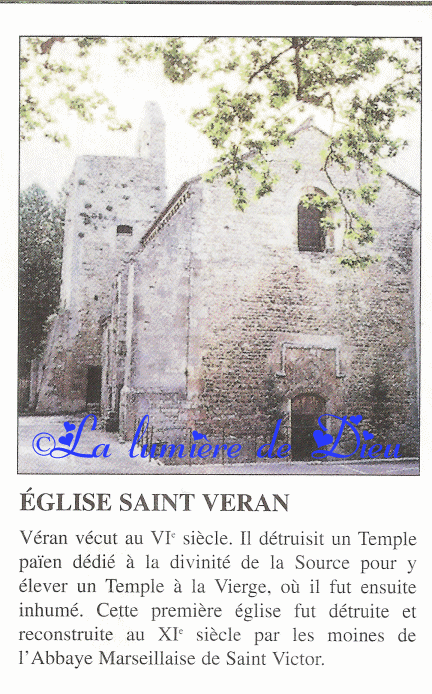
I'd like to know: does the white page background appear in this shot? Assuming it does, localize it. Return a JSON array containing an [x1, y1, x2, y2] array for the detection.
[[2, 4, 430, 693]]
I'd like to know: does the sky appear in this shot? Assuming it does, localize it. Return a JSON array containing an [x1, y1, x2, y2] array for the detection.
[[20, 39, 218, 201], [20, 38, 421, 203]]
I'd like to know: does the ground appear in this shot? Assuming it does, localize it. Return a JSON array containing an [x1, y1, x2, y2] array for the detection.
[[18, 416, 419, 475]]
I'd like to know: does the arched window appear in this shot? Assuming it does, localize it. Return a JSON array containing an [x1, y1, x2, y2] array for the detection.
[[297, 190, 326, 252]]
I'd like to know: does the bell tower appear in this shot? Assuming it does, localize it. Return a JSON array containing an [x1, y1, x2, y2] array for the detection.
[[136, 101, 165, 193], [35, 103, 166, 414]]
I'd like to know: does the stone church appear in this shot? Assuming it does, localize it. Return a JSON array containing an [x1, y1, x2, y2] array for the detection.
[[33, 102, 420, 460]]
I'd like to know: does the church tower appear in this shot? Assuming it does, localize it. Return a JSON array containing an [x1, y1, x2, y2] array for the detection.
[[35, 103, 166, 413]]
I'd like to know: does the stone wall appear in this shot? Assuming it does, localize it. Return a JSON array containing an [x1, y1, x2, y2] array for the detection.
[[35, 104, 166, 414], [118, 185, 197, 440], [188, 127, 418, 453], [34, 114, 419, 458], [121, 124, 419, 456]]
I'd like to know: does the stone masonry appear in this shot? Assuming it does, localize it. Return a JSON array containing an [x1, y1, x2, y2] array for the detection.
[[35, 102, 166, 414], [34, 108, 420, 460]]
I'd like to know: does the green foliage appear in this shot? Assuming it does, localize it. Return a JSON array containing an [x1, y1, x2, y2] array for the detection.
[[20, 36, 420, 267], [20, 37, 131, 144], [340, 254, 379, 270], [136, 36, 419, 267], [19, 184, 65, 376]]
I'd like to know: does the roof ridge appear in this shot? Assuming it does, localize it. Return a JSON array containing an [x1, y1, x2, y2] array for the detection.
[[136, 117, 418, 246]]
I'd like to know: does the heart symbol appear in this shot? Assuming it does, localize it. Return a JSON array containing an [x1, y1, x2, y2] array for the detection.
[[192, 431, 209, 442], [363, 431, 374, 441], [349, 415, 362, 424], [58, 433, 73, 447], [313, 430, 333, 447], [64, 422, 76, 433]]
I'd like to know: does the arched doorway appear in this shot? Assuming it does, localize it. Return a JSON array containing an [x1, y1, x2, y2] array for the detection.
[[291, 393, 326, 460]]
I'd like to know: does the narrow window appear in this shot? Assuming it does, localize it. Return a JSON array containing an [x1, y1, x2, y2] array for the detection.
[[117, 224, 133, 235], [298, 196, 325, 252]]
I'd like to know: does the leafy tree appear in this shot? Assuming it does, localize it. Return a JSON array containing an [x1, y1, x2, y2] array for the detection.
[[19, 184, 65, 379], [20, 36, 420, 266], [141, 37, 420, 266], [20, 36, 131, 145]]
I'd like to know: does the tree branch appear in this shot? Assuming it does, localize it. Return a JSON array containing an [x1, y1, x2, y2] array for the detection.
[[292, 38, 303, 100], [247, 46, 293, 84], [323, 142, 352, 222], [40, 37, 65, 55]]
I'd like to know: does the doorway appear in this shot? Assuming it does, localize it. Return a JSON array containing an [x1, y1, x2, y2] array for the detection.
[[86, 366, 102, 410], [291, 393, 325, 460]]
